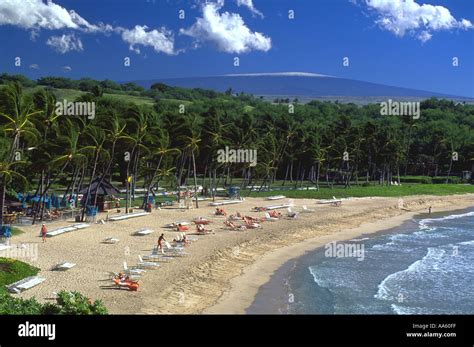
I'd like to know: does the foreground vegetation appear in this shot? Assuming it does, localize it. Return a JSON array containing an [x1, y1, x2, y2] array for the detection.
[[0, 258, 107, 314]]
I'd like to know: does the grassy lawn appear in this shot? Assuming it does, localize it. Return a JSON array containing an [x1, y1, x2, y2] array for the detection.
[[241, 184, 474, 199], [0, 258, 39, 295]]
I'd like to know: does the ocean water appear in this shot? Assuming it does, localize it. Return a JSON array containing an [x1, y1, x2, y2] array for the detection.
[[247, 208, 474, 314]]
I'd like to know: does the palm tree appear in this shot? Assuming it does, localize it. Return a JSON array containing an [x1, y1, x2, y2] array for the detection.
[[183, 134, 201, 208], [80, 126, 108, 221]]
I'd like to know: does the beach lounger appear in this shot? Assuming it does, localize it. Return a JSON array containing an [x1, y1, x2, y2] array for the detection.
[[264, 212, 279, 221], [7, 276, 46, 294], [163, 242, 188, 256], [266, 195, 286, 200], [103, 237, 120, 244], [141, 254, 172, 262], [134, 228, 154, 236], [137, 255, 160, 268], [287, 208, 299, 219], [53, 262, 76, 271], [317, 197, 342, 206], [301, 205, 315, 213], [0, 244, 12, 252], [123, 261, 146, 276]]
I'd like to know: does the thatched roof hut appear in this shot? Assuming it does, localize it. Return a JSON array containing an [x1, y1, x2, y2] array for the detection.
[[78, 178, 121, 197]]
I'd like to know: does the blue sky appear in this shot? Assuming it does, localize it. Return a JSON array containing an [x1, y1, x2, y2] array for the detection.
[[0, 0, 473, 97]]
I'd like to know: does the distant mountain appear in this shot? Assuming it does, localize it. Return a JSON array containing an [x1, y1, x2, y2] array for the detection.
[[130, 72, 472, 103]]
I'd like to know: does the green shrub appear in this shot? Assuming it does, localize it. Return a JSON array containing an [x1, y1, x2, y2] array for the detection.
[[0, 292, 44, 314], [0, 290, 108, 315], [399, 176, 432, 184], [432, 176, 461, 184], [54, 291, 108, 315]]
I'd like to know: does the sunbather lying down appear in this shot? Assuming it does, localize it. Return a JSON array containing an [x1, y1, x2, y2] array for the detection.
[[215, 208, 227, 216], [224, 220, 247, 231], [194, 217, 210, 225], [176, 224, 189, 231], [196, 224, 213, 234], [173, 234, 189, 244], [244, 219, 262, 229], [269, 210, 282, 218], [228, 212, 243, 220]]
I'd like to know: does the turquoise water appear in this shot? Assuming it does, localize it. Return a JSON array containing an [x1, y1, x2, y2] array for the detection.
[[248, 208, 474, 314]]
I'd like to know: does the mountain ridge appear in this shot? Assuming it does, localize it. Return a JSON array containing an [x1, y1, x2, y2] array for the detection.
[[128, 72, 472, 102]]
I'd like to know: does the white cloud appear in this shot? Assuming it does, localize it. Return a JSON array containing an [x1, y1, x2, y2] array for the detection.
[[236, 0, 264, 18], [180, 0, 271, 54], [120, 25, 175, 55], [29, 63, 39, 70], [361, 0, 473, 42], [0, 0, 172, 55], [62, 66, 72, 72], [0, 0, 98, 31], [46, 34, 83, 54]]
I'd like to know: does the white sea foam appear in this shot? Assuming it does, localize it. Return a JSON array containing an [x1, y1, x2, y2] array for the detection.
[[374, 247, 445, 301], [418, 211, 474, 230]]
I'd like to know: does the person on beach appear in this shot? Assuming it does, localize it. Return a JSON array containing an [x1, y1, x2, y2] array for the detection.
[[157, 233, 166, 254], [429, 206, 432, 214], [40, 223, 47, 243]]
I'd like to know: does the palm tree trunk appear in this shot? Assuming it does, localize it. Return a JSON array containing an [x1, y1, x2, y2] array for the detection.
[[81, 150, 99, 221], [446, 156, 454, 184], [0, 179, 5, 227], [192, 151, 199, 208]]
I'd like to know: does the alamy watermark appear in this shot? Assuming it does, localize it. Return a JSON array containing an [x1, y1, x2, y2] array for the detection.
[[55, 99, 96, 119], [324, 241, 365, 261], [0, 242, 39, 262], [217, 146, 257, 167], [380, 99, 420, 120]]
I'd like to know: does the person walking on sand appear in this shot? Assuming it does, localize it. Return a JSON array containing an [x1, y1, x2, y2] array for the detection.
[[157, 233, 166, 254], [429, 206, 432, 215], [41, 223, 47, 243]]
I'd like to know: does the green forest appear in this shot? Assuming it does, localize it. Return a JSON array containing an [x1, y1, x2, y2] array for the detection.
[[0, 73, 473, 225]]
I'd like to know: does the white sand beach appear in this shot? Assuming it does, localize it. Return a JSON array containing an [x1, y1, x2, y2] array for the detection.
[[2, 194, 474, 314]]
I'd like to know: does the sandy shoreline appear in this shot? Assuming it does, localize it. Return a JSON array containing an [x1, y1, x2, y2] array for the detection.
[[2, 194, 474, 314], [205, 203, 473, 314]]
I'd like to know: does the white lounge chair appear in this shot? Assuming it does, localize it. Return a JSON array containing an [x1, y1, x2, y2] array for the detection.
[[137, 255, 160, 268], [287, 208, 299, 219], [0, 244, 12, 251], [134, 228, 154, 236], [301, 205, 315, 213], [123, 261, 146, 276], [7, 276, 46, 293], [264, 212, 278, 221], [53, 262, 76, 271], [103, 237, 120, 244]]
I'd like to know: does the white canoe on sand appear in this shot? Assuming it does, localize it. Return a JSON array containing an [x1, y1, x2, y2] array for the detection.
[[109, 212, 150, 221], [46, 223, 90, 237], [266, 195, 286, 200]]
